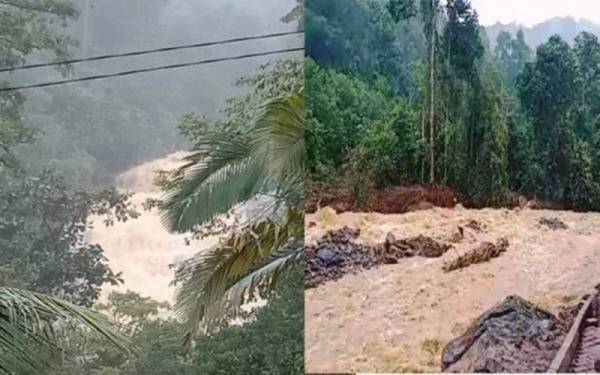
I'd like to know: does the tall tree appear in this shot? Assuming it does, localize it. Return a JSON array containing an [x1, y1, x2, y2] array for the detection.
[[388, 0, 439, 183], [494, 29, 532, 89], [424, 0, 438, 183], [440, 0, 484, 186], [574, 32, 600, 139], [517, 35, 578, 200]]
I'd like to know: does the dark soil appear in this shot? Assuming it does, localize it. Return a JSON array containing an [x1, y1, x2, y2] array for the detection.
[[538, 217, 568, 230], [305, 228, 453, 288], [305, 184, 461, 214], [442, 295, 566, 373], [305, 227, 378, 288], [442, 238, 509, 272]]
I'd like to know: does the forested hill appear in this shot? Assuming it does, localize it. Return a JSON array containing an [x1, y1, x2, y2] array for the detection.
[[9, 0, 299, 189], [487, 17, 600, 49]]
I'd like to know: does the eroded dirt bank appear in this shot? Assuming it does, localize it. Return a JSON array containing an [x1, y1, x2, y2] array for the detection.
[[305, 206, 600, 373]]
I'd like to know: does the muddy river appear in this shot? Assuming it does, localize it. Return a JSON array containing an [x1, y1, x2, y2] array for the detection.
[[305, 206, 600, 373]]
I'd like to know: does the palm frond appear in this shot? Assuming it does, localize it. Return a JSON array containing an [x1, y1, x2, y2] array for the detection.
[[161, 131, 268, 232], [174, 208, 303, 352], [252, 89, 305, 201], [0, 287, 133, 373], [162, 90, 305, 233]]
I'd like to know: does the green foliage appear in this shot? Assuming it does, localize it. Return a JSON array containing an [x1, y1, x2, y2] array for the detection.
[[0, 0, 77, 170], [494, 30, 532, 89], [305, 59, 400, 177], [0, 287, 132, 374], [569, 138, 600, 210], [178, 60, 303, 146], [574, 32, 600, 139], [50, 270, 303, 375], [307, 0, 600, 210], [387, 0, 417, 22], [192, 266, 304, 375], [306, 0, 425, 96], [173, 208, 303, 351], [96, 290, 170, 332], [158, 62, 304, 351], [517, 35, 578, 200], [360, 101, 421, 186], [470, 67, 510, 204], [0, 0, 77, 69], [0, 170, 138, 307], [443, 0, 484, 82], [162, 90, 304, 233]]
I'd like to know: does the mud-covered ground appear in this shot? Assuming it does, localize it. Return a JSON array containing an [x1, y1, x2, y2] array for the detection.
[[304, 206, 600, 373]]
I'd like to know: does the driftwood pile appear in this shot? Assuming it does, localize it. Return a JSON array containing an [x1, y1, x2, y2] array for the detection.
[[305, 229, 453, 287], [443, 238, 509, 272], [380, 232, 452, 264]]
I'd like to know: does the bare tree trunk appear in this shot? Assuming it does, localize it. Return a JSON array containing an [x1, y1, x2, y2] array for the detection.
[[421, 99, 426, 183], [429, 0, 436, 185], [444, 23, 452, 185]]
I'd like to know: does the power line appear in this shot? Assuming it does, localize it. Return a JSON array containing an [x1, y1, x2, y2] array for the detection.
[[0, 46, 304, 92], [0, 30, 304, 73]]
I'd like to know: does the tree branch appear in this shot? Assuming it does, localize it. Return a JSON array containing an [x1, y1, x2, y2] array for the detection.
[[0, 0, 77, 17]]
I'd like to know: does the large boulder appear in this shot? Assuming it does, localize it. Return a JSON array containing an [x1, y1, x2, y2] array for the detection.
[[442, 296, 565, 373]]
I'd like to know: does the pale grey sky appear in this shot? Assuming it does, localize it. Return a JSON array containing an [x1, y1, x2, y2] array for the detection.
[[470, 0, 600, 27]]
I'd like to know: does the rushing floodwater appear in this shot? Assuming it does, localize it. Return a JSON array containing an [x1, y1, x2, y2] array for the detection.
[[305, 206, 600, 373], [87, 152, 219, 303]]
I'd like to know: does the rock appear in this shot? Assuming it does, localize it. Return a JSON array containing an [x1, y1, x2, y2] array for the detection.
[[442, 296, 565, 373], [305, 227, 377, 288], [316, 248, 339, 267], [385, 232, 396, 248], [538, 217, 568, 230]]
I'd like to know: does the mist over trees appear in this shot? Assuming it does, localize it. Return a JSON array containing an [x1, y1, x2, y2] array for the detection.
[[306, 0, 600, 210], [7, 0, 301, 188], [487, 16, 600, 50]]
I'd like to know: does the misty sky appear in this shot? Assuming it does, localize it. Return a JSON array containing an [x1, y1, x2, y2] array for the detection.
[[470, 0, 600, 27]]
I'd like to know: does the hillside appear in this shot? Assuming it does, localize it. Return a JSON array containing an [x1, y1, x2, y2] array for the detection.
[[486, 16, 600, 49]]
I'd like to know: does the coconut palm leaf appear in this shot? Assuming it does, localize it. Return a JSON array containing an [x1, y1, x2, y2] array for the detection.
[[251, 88, 304, 203], [162, 90, 305, 233], [161, 130, 267, 232], [0, 287, 133, 373], [162, 88, 305, 350], [174, 208, 303, 352]]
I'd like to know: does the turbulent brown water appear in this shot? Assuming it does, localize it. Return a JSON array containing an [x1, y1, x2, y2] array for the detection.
[[87, 152, 219, 303], [305, 206, 600, 373]]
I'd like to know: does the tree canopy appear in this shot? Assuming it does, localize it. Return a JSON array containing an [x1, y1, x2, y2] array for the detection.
[[306, 0, 600, 211]]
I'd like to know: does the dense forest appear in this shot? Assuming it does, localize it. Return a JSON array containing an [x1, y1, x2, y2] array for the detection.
[[0, 0, 304, 373], [306, 0, 600, 211]]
